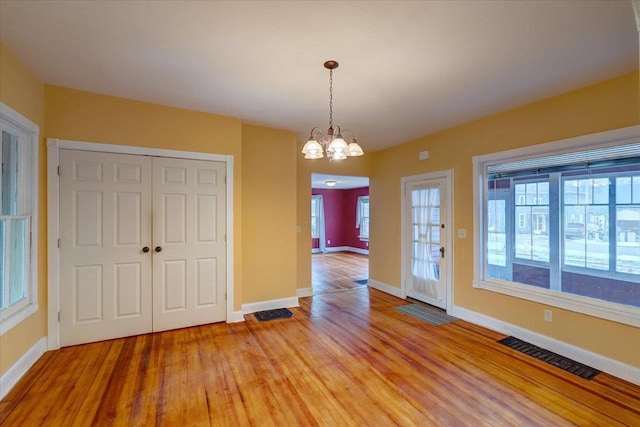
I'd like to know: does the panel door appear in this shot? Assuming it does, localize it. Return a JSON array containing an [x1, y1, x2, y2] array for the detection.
[[59, 149, 153, 346], [151, 157, 226, 332], [404, 178, 448, 309]]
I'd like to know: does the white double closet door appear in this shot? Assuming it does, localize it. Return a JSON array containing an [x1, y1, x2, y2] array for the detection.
[[59, 149, 226, 347]]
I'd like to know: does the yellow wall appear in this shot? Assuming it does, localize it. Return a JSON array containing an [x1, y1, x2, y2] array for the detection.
[[296, 153, 373, 290], [44, 85, 245, 311], [0, 42, 46, 376], [241, 125, 298, 303], [2, 35, 638, 382], [370, 71, 640, 367]]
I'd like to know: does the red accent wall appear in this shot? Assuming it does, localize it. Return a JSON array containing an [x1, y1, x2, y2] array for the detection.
[[312, 187, 369, 251]]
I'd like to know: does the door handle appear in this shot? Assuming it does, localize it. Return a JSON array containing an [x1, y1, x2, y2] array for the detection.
[[155, 246, 163, 253], [142, 246, 150, 253], [439, 247, 445, 259]]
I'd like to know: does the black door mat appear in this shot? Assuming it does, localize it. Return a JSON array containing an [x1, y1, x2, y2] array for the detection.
[[353, 279, 368, 285], [498, 336, 600, 380], [254, 308, 293, 322]]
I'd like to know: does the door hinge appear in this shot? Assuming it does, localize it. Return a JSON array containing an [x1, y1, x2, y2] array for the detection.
[[57, 165, 60, 176], [58, 238, 60, 248], [58, 311, 60, 322], [225, 292, 227, 301], [224, 175, 227, 184]]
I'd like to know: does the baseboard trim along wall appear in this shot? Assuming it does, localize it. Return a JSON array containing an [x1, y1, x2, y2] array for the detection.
[[0, 337, 47, 400], [326, 246, 369, 255], [368, 279, 405, 299], [232, 311, 245, 323], [241, 296, 299, 317], [297, 287, 313, 298], [449, 305, 640, 386]]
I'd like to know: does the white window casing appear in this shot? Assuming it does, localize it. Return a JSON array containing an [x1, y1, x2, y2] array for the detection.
[[473, 125, 640, 328], [0, 102, 39, 335]]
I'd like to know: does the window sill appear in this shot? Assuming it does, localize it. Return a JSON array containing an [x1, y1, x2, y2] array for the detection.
[[358, 236, 369, 241], [0, 303, 38, 335], [473, 278, 640, 328]]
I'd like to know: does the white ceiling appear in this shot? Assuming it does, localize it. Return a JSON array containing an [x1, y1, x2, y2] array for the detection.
[[1, 1, 637, 152], [312, 174, 369, 190]]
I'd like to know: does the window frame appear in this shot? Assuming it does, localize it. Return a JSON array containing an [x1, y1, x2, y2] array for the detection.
[[311, 196, 320, 239], [0, 102, 39, 335], [356, 196, 370, 240], [473, 125, 640, 327]]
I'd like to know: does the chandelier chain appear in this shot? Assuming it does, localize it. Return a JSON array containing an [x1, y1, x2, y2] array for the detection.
[[328, 68, 333, 129]]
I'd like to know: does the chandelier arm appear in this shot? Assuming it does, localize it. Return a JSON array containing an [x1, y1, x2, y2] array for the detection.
[[341, 129, 355, 140], [309, 126, 324, 137]]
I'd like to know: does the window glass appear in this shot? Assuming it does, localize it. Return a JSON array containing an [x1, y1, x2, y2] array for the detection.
[[482, 145, 640, 310], [311, 197, 319, 238]]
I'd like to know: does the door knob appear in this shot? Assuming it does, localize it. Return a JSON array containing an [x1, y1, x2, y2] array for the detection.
[[142, 246, 150, 253], [155, 246, 162, 253], [439, 246, 445, 258]]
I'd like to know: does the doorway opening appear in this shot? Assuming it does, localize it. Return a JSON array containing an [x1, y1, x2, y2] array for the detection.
[[311, 173, 369, 294]]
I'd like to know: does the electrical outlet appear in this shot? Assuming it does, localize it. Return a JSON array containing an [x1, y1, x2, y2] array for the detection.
[[327, 239, 331, 245], [544, 310, 552, 322]]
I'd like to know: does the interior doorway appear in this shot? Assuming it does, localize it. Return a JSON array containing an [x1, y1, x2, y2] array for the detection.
[[311, 173, 369, 295]]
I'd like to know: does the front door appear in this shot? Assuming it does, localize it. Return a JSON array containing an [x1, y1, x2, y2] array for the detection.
[[404, 176, 450, 309]]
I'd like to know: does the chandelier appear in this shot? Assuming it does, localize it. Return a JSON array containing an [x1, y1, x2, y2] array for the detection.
[[301, 60, 364, 160]]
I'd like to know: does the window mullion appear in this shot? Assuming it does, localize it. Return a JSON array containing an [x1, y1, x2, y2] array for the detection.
[[3, 219, 11, 310], [548, 173, 561, 291], [609, 178, 617, 273]]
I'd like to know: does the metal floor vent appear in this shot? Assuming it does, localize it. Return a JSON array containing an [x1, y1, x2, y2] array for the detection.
[[498, 336, 600, 380]]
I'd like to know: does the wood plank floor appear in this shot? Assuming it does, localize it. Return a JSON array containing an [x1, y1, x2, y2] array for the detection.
[[2, 287, 639, 426], [312, 251, 368, 294]]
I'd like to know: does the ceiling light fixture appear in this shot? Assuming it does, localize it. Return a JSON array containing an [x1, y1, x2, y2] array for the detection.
[[325, 180, 337, 187], [301, 60, 364, 160]]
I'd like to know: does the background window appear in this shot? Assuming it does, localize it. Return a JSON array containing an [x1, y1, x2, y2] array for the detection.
[[356, 196, 370, 239], [1, 102, 39, 334]]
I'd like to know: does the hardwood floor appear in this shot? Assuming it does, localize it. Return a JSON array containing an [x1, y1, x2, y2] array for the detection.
[[2, 287, 639, 426], [312, 251, 368, 294]]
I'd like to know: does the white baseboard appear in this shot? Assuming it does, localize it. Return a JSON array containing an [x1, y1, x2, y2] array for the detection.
[[0, 337, 47, 400], [345, 246, 369, 255], [241, 296, 299, 315], [368, 279, 405, 299], [232, 311, 245, 323], [324, 246, 369, 255], [450, 304, 640, 386], [297, 287, 313, 298]]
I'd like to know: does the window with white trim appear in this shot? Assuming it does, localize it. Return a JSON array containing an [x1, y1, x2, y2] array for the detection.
[[474, 127, 640, 327], [0, 102, 39, 334], [311, 197, 320, 239], [356, 196, 370, 240]]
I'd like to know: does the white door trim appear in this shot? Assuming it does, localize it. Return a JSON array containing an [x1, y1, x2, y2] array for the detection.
[[400, 169, 454, 313], [47, 138, 235, 350]]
